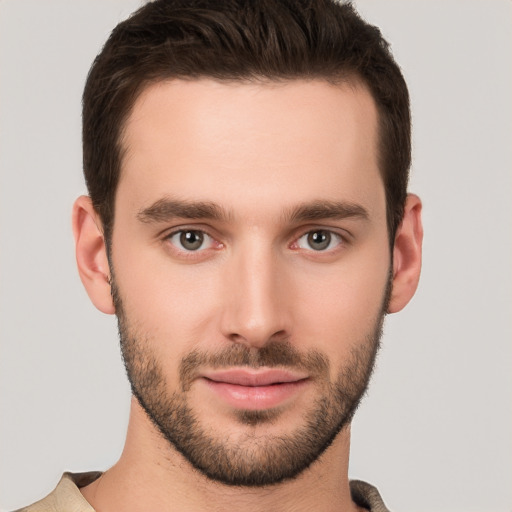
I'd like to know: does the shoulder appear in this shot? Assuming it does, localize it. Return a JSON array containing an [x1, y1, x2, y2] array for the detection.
[[350, 479, 391, 512], [12, 472, 101, 512]]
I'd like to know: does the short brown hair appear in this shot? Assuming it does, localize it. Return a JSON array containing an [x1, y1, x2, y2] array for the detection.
[[83, 0, 410, 243]]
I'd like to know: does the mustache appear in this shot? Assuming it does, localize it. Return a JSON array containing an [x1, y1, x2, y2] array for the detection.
[[179, 341, 330, 391]]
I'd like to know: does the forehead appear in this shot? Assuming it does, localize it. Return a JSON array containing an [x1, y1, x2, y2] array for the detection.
[[118, 78, 383, 220]]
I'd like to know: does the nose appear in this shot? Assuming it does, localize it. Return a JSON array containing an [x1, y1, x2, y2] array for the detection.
[[220, 242, 291, 349]]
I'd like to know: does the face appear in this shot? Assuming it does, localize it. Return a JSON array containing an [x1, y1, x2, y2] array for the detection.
[[111, 79, 391, 486]]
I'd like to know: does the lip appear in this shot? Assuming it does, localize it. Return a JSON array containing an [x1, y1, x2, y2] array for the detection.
[[201, 368, 309, 410], [202, 368, 309, 386]]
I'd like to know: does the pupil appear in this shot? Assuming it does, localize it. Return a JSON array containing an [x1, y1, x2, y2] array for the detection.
[[180, 231, 203, 250], [308, 231, 330, 250]]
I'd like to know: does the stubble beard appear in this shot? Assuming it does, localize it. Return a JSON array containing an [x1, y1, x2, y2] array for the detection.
[[113, 276, 390, 487]]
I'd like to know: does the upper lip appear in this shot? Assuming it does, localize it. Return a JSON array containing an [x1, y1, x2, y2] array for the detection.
[[201, 369, 309, 387]]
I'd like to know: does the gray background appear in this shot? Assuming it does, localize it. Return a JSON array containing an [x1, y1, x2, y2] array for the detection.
[[1, 1, 511, 510]]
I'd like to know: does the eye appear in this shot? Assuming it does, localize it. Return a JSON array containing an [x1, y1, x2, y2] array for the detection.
[[296, 230, 343, 251], [167, 230, 214, 252]]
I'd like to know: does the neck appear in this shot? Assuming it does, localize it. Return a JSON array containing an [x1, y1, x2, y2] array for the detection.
[[81, 398, 362, 512]]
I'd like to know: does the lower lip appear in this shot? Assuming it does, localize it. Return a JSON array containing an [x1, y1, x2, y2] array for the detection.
[[203, 378, 309, 410]]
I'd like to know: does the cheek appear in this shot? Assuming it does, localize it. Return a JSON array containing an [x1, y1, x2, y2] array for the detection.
[[114, 260, 224, 393], [118, 263, 218, 332], [291, 250, 390, 362], [111, 239, 223, 367]]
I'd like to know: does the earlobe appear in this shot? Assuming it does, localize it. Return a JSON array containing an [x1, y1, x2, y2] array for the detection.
[[72, 195, 115, 315], [388, 194, 423, 314]]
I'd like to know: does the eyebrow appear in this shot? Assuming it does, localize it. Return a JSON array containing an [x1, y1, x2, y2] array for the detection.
[[137, 197, 369, 224], [137, 198, 231, 223], [286, 200, 369, 223]]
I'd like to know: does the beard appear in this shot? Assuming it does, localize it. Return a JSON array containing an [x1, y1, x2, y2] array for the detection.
[[113, 275, 390, 487]]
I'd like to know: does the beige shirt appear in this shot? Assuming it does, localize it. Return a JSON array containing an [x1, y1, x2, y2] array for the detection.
[[15, 472, 391, 512]]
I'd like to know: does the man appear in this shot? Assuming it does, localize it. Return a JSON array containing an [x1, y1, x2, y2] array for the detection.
[[17, 0, 422, 510]]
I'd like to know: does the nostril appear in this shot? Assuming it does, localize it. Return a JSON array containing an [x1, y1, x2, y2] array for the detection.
[[227, 329, 290, 348], [228, 333, 246, 344]]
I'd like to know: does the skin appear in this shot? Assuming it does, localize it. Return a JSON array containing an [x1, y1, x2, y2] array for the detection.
[[73, 79, 423, 512]]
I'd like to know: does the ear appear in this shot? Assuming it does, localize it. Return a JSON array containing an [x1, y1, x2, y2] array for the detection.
[[388, 193, 423, 314], [72, 195, 115, 314]]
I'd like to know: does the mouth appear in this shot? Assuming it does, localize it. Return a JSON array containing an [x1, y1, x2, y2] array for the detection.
[[200, 368, 310, 410]]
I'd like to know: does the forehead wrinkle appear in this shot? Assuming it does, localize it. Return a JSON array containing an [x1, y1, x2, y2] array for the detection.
[[284, 200, 370, 224], [137, 197, 232, 223]]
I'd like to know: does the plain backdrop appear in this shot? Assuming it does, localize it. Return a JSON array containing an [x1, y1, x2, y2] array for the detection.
[[1, 1, 511, 511]]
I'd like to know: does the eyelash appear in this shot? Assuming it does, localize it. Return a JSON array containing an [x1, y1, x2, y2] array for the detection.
[[165, 229, 220, 254], [293, 230, 345, 252], [163, 227, 347, 257]]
